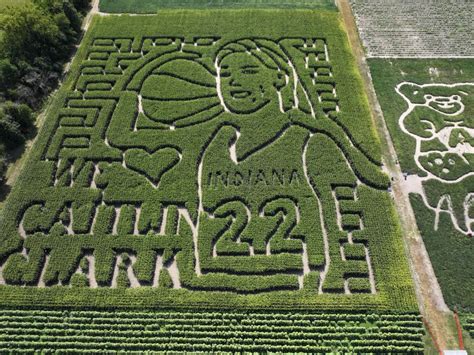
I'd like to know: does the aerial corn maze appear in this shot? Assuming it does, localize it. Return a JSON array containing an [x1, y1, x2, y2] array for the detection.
[[0, 0, 471, 353]]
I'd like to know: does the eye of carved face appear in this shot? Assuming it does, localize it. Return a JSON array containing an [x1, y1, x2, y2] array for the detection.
[[220, 52, 279, 114]]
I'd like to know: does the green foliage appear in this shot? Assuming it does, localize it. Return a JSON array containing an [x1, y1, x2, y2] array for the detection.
[[33, 0, 83, 38], [0, 11, 416, 314], [0, 4, 62, 62], [99, 0, 337, 13], [0, 101, 33, 151], [0, 114, 25, 149], [2, 101, 34, 132], [158, 269, 174, 288], [0, 0, 89, 198], [70, 273, 89, 287], [2, 254, 27, 284], [0, 0, 88, 113], [0, 0, 27, 9], [465, 314, 474, 338], [344, 243, 366, 260], [410, 194, 473, 310], [0, 309, 424, 353], [0, 59, 18, 90], [369, 58, 474, 311], [0, 145, 6, 184], [0, 0, 83, 62], [71, 0, 89, 13], [348, 277, 371, 293]]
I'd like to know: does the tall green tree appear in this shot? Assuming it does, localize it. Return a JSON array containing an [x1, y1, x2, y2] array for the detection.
[[2, 102, 34, 133], [0, 59, 19, 90], [0, 4, 61, 62]]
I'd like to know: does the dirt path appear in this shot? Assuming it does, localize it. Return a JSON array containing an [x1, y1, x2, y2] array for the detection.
[[83, 0, 102, 31], [336, 0, 458, 350]]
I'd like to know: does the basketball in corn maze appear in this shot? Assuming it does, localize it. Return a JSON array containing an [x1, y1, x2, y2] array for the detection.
[[0, 0, 471, 352]]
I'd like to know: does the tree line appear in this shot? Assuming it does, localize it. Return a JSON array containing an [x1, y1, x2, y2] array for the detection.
[[0, 0, 90, 187]]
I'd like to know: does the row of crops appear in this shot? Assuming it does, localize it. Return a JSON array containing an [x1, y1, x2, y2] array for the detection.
[[465, 315, 474, 338], [98, 0, 338, 13], [0, 309, 424, 352]]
